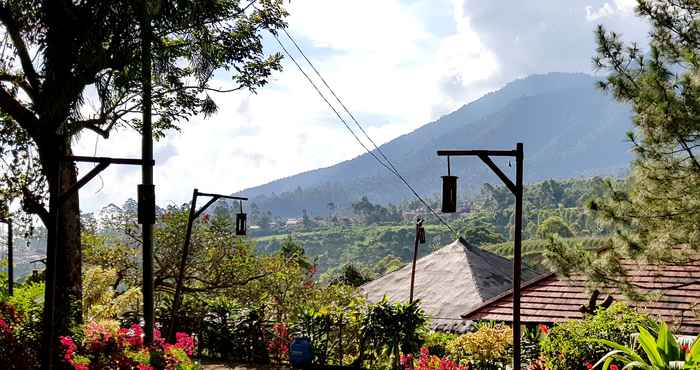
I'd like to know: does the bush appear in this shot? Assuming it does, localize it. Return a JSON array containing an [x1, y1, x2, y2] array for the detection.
[[360, 298, 427, 369], [539, 302, 652, 370], [198, 298, 270, 363], [446, 322, 512, 369], [0, 282, 44, 369], [59, 320, 198, 369], [422, 331, 458, 358]]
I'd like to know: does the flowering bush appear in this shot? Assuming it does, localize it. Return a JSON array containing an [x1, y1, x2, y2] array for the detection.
[[400, 347, 467, 370], [539, 303, 651, 370], [59, 321, 199, 370], [446, 322, 512, 369], [0, 284, 44, 369]]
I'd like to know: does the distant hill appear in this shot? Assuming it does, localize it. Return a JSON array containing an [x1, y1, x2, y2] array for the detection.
[[237, 72, 633, 217]]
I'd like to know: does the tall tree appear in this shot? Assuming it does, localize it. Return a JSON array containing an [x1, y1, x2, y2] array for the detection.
[[546, 0, 700, 293], [0, 0, 287, 352]]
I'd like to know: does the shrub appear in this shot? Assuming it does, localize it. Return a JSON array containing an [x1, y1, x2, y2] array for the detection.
[[539, 302, 652, 370], [360, 298, 427, 369], [446, 322, 512, 369], [59, 320, 198, 370], [422, 331, 458, 358], [0, 282, 44, 369]]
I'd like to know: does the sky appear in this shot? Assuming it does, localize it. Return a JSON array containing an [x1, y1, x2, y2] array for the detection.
[[73, 0, 649, 213]]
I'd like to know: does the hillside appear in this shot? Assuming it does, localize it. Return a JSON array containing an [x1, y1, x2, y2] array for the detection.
[[237, 73, 632, 218]]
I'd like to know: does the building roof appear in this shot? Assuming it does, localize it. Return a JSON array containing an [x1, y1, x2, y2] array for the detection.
[[462, 258, 700, 334], [360, 238, 542, 333]]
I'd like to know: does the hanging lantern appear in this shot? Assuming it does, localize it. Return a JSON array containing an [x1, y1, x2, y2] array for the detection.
[[235, 201, 247, 236], [441, 156, 458, 213]]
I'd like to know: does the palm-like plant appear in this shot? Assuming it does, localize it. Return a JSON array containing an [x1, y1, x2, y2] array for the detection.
[[591, 322, 700, 369]]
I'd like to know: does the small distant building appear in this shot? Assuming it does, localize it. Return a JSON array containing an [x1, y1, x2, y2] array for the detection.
[[462, 254, 700, 334], [360, 238, 542, 333], [285, 218, 303, 228]]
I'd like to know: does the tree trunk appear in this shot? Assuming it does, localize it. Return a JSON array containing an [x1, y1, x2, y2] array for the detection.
[[40, 139, 83, 368]]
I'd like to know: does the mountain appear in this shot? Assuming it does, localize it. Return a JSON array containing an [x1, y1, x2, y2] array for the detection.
[[237, 72, 633, 217]]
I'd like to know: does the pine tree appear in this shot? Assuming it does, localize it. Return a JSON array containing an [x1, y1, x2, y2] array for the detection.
[[546, 0, 700, 294]]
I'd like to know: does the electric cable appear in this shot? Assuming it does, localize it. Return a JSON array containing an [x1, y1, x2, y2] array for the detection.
[[272, 30, 458, 236]]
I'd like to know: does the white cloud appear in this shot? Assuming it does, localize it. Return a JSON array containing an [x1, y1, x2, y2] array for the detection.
[[586, 3, 617, 21]]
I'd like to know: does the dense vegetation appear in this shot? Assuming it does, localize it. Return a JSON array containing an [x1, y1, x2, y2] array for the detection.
[[253, 177, 618, 276]]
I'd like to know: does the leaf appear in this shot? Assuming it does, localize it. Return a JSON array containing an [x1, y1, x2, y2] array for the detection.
[[637, 325, 665, 366]]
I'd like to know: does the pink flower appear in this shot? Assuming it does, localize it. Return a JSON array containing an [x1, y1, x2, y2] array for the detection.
[[175, 332, 196, 356], [138, 364, 154, 370]]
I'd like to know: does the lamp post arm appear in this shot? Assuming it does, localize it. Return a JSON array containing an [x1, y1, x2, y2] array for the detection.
[[477, 154, 517, 195]]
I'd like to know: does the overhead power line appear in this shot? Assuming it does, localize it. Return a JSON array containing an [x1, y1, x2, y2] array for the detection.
[[272, 29, 458, 237]]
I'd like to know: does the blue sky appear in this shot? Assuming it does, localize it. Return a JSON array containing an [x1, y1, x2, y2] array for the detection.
[[74, 0, 649, 212]]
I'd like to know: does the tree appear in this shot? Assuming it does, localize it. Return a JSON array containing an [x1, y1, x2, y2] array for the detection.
[[547, 0, 700, 292], [0, 0, 287, 358], [536, 216, 574, 239]]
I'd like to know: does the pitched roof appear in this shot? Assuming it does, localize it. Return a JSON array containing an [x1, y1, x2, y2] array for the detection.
[[462, 258, 700, 334], [360, 238, 542, 333]]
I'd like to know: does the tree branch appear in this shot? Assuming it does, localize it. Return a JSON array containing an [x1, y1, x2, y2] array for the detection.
[[21, 188, 49, 226], [0, 5, 40, 92], [0, 86, 40, 135]]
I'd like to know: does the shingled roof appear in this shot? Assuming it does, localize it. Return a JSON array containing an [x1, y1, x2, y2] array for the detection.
[[360, 238, 542, 333], [462, 258, 700, 334]]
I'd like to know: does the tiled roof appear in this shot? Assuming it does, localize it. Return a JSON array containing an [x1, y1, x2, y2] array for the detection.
[[462, 258, 700, 334]]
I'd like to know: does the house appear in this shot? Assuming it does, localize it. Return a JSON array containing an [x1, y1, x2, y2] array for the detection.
[[462, 256, 700, 334], [360, 238, 543, 333]]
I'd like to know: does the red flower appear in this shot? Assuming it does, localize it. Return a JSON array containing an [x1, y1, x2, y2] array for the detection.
[[681, 343, 690, 353], [201, 213, 209, 223], [585, 362, 593, 370], [538, 324, 549, 335], [610, 365, 619, 370], [0, 318, 11, 334]]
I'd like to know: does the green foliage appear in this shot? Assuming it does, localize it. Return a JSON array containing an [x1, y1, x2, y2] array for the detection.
[[0, 281, 44, 369], [540, 303, 653, 370], [198, 298, 270, 363], [537, 216, 574, 238], [360, 298, 427, 370], [422, 331, 458, 358], [352, 196, 402, 224], [592, 321, 700, 370]]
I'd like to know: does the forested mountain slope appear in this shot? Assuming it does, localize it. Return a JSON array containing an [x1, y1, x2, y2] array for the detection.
[[238, 73, 632, 217]]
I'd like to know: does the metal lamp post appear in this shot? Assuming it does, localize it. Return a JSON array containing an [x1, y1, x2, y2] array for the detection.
[[168, 188, 248, 340], [436, 143, 524, 370]]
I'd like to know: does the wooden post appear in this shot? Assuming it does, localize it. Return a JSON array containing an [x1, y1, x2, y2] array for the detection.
[[409, 218, 423, 303]]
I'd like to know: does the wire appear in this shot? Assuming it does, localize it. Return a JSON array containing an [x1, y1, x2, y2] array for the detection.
[[271, 35, 400, 178], [274, 30, 458, 236]]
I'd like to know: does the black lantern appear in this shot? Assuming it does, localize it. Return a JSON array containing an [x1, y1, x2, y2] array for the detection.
[[235, 201, 247, 236], [441, 156, 458, 213]]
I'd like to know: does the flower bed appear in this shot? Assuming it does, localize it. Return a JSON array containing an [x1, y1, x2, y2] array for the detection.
[[60, 321, 198, 370]]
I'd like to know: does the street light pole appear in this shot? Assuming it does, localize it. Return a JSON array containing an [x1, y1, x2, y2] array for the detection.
[[167, 189, 247, 340], [437, 143, 524, 370], [140, 2, 155, 346]]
